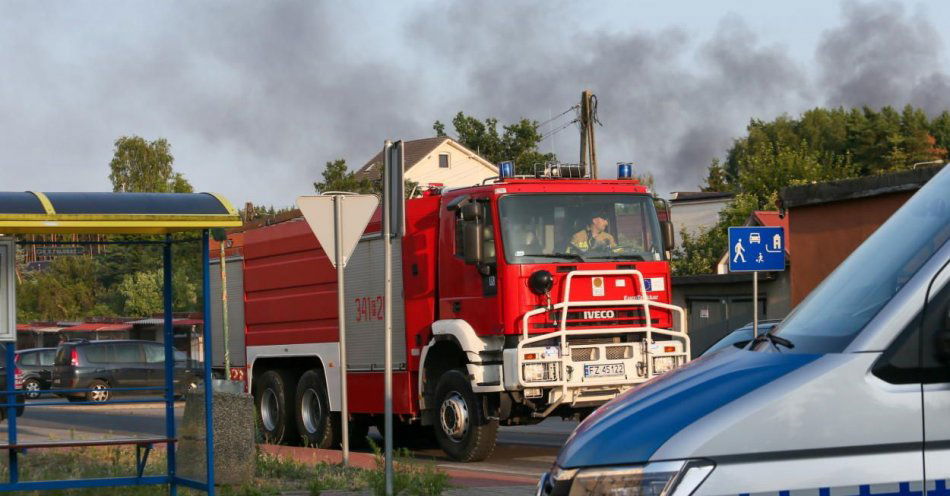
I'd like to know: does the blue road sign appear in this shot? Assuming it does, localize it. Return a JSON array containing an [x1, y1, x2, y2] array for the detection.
[[728, 226, 785, 272]]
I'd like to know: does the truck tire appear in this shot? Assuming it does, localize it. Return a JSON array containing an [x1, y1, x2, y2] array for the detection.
[[294, 369, 338, 448], [432, 369, 498, 462], [255, 369, 298, 445]]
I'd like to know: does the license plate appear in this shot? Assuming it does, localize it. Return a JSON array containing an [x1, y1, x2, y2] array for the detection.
[[584, 363, 625, 378]]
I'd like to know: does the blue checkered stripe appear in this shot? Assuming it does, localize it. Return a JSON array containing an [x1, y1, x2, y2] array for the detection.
[[739, 480, 948, 496]]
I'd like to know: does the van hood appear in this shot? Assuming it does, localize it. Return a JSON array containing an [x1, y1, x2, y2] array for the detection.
[[556, 349, 821, 469]]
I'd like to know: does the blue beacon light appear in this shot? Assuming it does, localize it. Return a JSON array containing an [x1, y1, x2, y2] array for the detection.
[[617, 162, 633, 179], [499, 161, 515, 178]]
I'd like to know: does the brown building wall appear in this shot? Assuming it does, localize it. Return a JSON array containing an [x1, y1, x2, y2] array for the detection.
[[788, 191, 913, 305]]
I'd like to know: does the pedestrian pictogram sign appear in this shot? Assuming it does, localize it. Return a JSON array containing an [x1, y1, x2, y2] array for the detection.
[[297, 195, 379, 268], [728, 226, 785, 272]]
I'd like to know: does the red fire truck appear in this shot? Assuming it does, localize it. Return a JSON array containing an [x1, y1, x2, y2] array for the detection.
[[212, 169, 688, 461]]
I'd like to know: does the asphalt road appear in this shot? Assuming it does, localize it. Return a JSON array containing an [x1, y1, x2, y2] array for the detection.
[[0, 398, 578, 479]]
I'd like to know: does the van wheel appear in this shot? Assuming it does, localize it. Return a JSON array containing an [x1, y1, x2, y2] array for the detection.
[[433, 369, 497, 462], [255, 370, 298, 445], [86, 380, 110, 403], [294, 369, 338, 449]]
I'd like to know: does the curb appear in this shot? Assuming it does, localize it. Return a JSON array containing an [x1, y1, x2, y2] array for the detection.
[[259, 444, 539, 488]]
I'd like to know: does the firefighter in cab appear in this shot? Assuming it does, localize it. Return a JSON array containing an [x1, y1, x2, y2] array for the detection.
[[568, 208, 618, 254]]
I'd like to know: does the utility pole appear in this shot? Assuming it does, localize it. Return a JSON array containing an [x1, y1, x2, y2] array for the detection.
[[578, 90, 598, 178], [579, 90, 589, 174]]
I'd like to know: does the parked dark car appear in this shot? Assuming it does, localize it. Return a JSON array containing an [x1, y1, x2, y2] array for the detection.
[[699, 319, 782, 357], [15, 347, 57, 399], [52, 340, 200, 403], [0, 344, 25, 419]]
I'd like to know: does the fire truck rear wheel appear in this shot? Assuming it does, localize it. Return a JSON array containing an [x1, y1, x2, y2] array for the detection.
[[433, 369, 497, 462], [255, 369, 298, 445], [295, 369, 338, 449]]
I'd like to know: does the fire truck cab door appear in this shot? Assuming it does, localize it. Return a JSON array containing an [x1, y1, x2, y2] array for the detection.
[[439, 196, 500, 334]]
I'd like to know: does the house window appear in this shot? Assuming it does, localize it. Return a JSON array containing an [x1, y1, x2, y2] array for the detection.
[[439, 153, 450, 168]]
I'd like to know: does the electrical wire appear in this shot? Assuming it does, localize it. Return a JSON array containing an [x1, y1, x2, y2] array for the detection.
[[537, 105, 579, 128], [540, 119, 578, 141]]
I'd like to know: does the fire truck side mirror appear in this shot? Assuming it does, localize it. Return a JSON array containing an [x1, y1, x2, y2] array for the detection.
[[463, 220, 483, 264], [460, 203, 480, 222], [661, 220, 675, 252]]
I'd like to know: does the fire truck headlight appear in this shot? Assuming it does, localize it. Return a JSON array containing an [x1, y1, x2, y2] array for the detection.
[[523, 362, 558, 382], [564, 460, 714, 496]]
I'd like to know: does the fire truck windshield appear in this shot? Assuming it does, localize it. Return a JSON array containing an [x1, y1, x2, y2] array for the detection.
[[498, 194, 664, 264]]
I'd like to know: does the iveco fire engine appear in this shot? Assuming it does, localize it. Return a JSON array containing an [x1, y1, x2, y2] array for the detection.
[[210, 164, 689, 461]]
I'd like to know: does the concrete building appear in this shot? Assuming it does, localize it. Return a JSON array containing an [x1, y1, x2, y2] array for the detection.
[[355, 137, 498, 190], [780, 164, 945, 306], [669, 191, 733, 247]]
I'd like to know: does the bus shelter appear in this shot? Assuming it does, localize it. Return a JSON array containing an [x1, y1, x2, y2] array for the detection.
[[0, 191, 242, 494]]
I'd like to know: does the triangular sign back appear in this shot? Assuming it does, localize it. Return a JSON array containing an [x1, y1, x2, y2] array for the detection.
[[296, 195, 379, 268]]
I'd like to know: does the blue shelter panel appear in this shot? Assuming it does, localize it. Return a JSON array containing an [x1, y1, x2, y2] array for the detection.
[[0, 193, 45, 214], [44, 192, 231, 215]]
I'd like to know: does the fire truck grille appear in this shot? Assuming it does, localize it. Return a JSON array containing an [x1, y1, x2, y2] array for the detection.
[[530, 306, 664, 330], [605, 346, 631, 360], [571, 347, 597, 361]]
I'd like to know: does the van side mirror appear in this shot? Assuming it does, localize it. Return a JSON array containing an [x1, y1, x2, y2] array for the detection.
[[935, 309, 950, 364], [661, 220, 675, 252]]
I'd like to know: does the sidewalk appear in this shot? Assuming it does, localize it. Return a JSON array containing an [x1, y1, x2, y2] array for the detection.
[[260, 444, 539, 494]]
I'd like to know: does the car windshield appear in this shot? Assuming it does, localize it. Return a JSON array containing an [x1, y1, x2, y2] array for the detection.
[[498, 194, 664, 264], [771, 167, 950, 353], [702, 323, 777, 356]]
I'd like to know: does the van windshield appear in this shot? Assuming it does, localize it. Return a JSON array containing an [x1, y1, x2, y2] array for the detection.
[[771, 167, 950, 353]]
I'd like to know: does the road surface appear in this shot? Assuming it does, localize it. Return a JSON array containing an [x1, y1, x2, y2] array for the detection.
[[0, 399, 577, 480]]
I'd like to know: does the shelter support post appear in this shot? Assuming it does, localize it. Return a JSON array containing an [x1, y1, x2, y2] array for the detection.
[[202, 230, 216, 494], [5, 343, 17, 485], [164, 236, 178, 496]]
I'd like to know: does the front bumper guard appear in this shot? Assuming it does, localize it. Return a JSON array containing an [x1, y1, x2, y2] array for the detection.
[[514, 269, 689, 416]]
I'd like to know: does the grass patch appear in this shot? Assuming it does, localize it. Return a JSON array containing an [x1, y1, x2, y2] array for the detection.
[[0, 442, 452, 495]]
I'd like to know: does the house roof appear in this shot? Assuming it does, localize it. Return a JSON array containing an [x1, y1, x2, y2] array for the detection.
[[780, 164, 945, 209], [64, 323, 133, 332], [127, 318, 203, 326], [354, 137, 495, 182], [354, 137, 448, 181], [669, 191, 734, 203]]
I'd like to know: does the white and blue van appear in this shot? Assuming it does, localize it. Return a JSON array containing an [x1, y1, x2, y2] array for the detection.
[[539, 165, 950, 495]]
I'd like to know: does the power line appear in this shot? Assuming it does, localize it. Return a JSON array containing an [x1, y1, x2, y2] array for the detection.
[[537, 105, 579, 128], [540, 118, 579, 141]]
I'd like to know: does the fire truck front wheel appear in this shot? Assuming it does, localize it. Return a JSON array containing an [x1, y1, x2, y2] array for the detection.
[[433, 369, 498, 462], [255, 369, 298, 445], [295, 369, 338, 449]]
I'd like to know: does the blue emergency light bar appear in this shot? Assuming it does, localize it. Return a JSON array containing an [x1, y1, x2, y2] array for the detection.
[[617, 163, 633, 179], [499, 161, 515, 178]]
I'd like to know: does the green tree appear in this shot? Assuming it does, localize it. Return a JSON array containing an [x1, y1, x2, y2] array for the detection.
[[314, 159, 376, 194], [108, 136, 193, 193], [683, 104, 950, 275], [16, 256, 111, 321], [437, 112, 557, 175], [115, 267, 197, 317]]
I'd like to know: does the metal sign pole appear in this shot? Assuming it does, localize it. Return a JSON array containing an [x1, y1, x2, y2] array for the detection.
[[220, 240, 230, 379], [383, 141, 395, 496], [334, 195, 351, 466], [752, 271, 758, 339]]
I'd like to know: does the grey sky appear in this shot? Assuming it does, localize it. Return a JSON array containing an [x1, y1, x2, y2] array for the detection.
[[2, 1, 949, 207]]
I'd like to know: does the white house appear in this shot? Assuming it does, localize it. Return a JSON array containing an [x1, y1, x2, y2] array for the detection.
[[355, 137, 498, 190]]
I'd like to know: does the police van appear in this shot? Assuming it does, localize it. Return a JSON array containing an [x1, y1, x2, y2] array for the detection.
[[538, 165, 950, 495]]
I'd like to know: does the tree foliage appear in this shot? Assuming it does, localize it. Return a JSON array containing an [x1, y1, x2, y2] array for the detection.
[[434, 112, 557, 175], [16, 136, 203, 323], [314, 158, 419, 198], [109, 136, 193, 193], [677, 105, 948, 275]]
